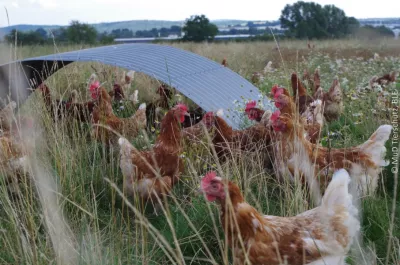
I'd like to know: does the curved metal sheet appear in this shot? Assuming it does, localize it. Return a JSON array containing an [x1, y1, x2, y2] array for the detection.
[[0, 43, 273, 129]]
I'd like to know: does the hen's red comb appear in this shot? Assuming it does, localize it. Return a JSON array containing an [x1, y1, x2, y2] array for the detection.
[[245, 100, 257, 112], [270, 109, 281, 122], [271, 85, 279, 95], [204, 111, 214, 117], [175, 103, 188, 112], [201, 171, 217, 184], [89, 81, 100, 91], [273, 87, 284, 99]]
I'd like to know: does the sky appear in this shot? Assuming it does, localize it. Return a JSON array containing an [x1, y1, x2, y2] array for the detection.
[[0, 0, 399, 27]]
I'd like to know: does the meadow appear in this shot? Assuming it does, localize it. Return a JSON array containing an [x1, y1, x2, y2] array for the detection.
[[0, 39, 399, 265]]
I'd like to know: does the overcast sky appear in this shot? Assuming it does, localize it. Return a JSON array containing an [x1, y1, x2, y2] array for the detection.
[[0, 0, 399, 27]]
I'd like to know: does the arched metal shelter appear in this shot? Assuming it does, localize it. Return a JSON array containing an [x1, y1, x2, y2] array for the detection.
[[0, 43, 272, 128]]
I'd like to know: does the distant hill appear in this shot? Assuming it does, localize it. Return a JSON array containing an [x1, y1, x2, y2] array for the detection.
[[1, 18, 399, 39]]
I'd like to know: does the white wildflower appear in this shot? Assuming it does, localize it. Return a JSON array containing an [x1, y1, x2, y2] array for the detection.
[[175, 93, 183, 102]]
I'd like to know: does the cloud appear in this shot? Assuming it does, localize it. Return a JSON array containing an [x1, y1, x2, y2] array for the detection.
[[29, 0, 58, 9], [11, 1, 19, 8]]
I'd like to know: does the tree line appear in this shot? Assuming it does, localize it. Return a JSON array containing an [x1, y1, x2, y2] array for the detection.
[[2, 1, 396, 45]]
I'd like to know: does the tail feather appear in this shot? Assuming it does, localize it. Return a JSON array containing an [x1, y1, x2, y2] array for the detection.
[[130, 90, 139, 104], [118, 137, 135, 155], [360, 125, 392, 167], [321, 169, 352, 209], [321, 169, 360, 249], [138, 103, 146, 110]]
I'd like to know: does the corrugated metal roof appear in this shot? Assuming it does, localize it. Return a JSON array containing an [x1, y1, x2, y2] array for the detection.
[[0, 43, 272, 129]]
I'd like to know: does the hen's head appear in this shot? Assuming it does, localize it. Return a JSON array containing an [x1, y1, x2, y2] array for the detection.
[[202, 111, 216, 128], [172, 103, 189, 123], [89, 81, 101, 100], [245, 101, 264, 121], [38, 83, 50, 95], [200, 171, 226, 202], [271, 86, 290, 110], [270, 110, 289, 132]]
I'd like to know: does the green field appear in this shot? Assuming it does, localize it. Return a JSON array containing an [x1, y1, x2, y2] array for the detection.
[[0, 39, 399, 264]]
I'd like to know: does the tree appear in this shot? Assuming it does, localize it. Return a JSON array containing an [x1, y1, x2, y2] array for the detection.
[[35, 28, 48, 39], [182, 15, 218, 42], [66, 20, 98, 44], [50, 27, 68, 42], [280, 1, 359, 39], [98, 31, 115, 44], [110, 28, 134, 38], [4, 29, 47, 45]]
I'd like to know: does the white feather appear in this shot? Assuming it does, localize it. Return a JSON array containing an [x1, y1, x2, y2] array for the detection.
[[138, 103, 146, 110], [129, 90, 139, 104], [126, 70, 135, 80], [321, 169, 352, 208], [359, 125, 393, 167]]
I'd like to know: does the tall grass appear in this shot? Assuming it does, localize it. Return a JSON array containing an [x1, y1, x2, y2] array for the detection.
[[0, 39, 399, 264]]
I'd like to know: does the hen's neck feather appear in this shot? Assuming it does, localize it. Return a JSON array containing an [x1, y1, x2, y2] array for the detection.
[[214, 116, 233, 141], [156, 110, 182, 147]]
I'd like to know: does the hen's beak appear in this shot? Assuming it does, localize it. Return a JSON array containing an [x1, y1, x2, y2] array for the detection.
[[184, 111, 190, 117]]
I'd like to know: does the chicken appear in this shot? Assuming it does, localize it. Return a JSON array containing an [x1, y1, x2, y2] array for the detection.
[[38, 83, 97, 123], [291, 72, 314, 114], [271, 109, 392, 196], [0, 101, 17, 131], [202, 111, 272, 164], [313, 78, 344, 122], [91, 88, 147, 145], [117, 104, 189, 209], [263, 61, 274, 74], [374, 71, 398, 87], [221, 58, 227, 67], [1, 117, 33, 185], [199, 169, 360, 265], [121, 70, 135, 92], [301, 99, 324, 144], [245, 100, 273, 126], [251, 72, 262, 84]]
